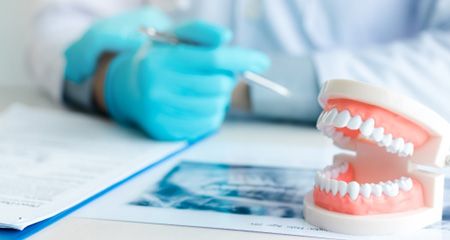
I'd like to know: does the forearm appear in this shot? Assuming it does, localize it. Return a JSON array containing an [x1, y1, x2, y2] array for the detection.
[[30, 3, 94, 102]]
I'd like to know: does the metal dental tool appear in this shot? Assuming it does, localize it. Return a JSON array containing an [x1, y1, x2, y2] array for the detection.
[[140, 27, 291, 97]]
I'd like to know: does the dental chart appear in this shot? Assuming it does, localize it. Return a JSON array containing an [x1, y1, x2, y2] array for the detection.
[[73, 122, 450, 239], [0, 105, 184, 230]]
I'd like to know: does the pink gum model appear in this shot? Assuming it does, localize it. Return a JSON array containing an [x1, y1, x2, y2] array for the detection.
[[303, 79, 450, 235]]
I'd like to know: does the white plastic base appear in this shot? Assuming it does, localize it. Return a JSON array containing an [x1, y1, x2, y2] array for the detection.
[[303, 192, 441, 235]]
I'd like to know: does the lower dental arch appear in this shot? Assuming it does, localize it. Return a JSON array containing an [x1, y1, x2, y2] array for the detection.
[[313, 162, 424, 215]]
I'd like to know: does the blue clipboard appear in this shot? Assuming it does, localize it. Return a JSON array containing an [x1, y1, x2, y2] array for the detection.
[[0, 136, 204, 240]]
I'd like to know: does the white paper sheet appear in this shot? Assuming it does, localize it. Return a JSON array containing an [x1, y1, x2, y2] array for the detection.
[[0, 105, 185, 230], [73, 122, 450, 240]]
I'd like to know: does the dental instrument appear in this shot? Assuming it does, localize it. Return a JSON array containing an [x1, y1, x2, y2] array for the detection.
[[140, 27, 291, 97]]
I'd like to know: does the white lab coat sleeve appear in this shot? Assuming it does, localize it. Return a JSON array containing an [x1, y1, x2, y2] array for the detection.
[[313, 7, 450, 120], [28, 0, 139, 103]]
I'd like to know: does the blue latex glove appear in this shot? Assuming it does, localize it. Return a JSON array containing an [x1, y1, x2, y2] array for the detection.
[[65, 7, 171, 83], [105, 21, 270, 141]]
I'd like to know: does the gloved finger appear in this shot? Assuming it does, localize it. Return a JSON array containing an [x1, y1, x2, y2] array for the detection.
[[154, 70, 237, 96], [140, 109, 225, 141], [174, 20, 232, 48], [91, 6, 172, 51], [170, 46, 271, 74]]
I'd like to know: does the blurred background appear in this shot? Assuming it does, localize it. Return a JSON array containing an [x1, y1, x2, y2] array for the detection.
[[0, 1, 34, 86]]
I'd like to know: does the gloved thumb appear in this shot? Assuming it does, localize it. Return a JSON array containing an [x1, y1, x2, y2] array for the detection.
[[174, 20, 232, 48]]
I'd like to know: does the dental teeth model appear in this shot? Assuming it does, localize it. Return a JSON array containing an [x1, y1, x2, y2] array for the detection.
[[303, 80, 450, 235], [315, 162, 414, 200]]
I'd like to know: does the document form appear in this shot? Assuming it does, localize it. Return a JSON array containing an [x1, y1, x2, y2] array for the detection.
[[0, 105, 185, 230]]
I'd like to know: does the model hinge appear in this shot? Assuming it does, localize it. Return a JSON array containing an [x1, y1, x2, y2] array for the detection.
[[446, 152, 450, 167]]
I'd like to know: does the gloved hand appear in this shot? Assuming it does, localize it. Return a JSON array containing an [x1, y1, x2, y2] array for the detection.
[[65, 7, 172, 83], [105, 21, 270, 141]]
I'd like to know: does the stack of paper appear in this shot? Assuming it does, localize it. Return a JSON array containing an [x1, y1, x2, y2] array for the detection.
[[0, 105, 185, 230]]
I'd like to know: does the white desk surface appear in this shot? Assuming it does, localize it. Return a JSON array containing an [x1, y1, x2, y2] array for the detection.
[[0, 86, 327, 240]]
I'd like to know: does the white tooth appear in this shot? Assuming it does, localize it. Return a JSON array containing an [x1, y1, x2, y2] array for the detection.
[[323, 127, 336, 137], [401, 143, 414, 156], [320, 176, 327, 191], [380, 134, 393, 147], [338, 181, 348, 197], [360, 184, 372, 198], [399, 177, 413, 191], [388, 138, 404, 153], [398, 138, 405, 151], [315, 173, 321, 187], [317, 111, 330, 130], [347, 115, 362, 130], [408, 144, 414, 156], [347, 181, 360, 200], [371, 127, 384, 142], [339, 162, 349, 173], [318, 110, 326, 120], [382, 183, 390, 195], [391, 183, 400, 196], [324, 108, 338, 125], [383, 183, 399, 197], [371, 184, 382, 197], [316, 111, 327, 129], [330, 179, 339, 196], [360, 118, 375, 137], [325, 179, 332, 193], [398, 152, 407, 157], [331, 168, 340, 178], [333, 110, 351, 128]]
